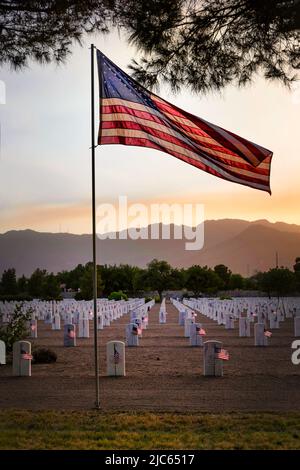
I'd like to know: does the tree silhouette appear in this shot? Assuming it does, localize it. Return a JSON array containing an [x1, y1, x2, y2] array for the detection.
[[0, 1, 298, 93]]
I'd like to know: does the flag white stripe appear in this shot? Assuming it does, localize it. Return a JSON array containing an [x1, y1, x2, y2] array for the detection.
[[101, 128, 269, 183], [102, 112, 270, 169], [101, 128, 269, 190]]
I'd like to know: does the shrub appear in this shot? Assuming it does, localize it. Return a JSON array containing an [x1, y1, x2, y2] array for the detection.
[[219, 295, 233, 300], [108, 291, 128, 301], [33, 348, 57, 364], [0, 304, 32, 352]]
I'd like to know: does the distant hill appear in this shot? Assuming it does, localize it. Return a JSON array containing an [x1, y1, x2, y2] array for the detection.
[[0, 219, 299, 276]]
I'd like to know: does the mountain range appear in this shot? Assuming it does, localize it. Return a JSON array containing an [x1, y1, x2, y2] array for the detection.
[[0, 219, 299, 276]]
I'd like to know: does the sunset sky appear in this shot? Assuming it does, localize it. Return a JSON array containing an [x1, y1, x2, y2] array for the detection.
[[0, 31, 299, 234]]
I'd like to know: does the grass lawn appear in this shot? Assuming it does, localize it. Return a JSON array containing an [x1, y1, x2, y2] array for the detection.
[[0, 410, 300, 450]]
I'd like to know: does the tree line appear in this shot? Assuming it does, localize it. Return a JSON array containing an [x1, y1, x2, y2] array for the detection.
[[1, 257, 300, 301]]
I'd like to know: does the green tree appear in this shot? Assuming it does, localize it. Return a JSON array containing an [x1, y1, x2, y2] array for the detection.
[[132, 268, 149, 295], [185, 265, 222, 296], [78, 263, 103, 300], [42, 273, 61, 299], [228, 273, 245, 290], [57, 264, 86, 291], [145, 259, 173, 300], [0, 268, 17, 295], [1, 1, 298, 93], [214, 264, 232, 289], [261, 268, 296, 297], [17, 275, 28, 294], [293, 257, 300, 291], [28, 269, 48, 298], [0, 304, 32, 352]]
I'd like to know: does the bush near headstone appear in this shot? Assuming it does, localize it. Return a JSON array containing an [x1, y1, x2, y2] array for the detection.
[[0, 304, 32, 352], [32, 347, 57, 364]]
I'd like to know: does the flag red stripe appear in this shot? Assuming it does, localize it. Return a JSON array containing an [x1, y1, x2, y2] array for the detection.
[[100, 101, 271, 172], [101, 128, 270, 186], [101, 119, 270, 176], [100, 135, 270, 191], [151, 95, 271, 166]]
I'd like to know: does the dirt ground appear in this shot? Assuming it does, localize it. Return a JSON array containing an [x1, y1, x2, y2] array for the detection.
[[0, 302, 299, 411]]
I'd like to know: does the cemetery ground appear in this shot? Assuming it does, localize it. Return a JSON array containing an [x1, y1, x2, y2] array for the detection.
[[0, 302, 300, 449]]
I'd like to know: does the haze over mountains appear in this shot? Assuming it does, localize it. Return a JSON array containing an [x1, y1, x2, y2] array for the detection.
[[0, 219, 299, 277]]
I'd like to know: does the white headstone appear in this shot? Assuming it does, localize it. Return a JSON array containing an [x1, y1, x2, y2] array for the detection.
[[52, 314, 61, 330], [13, 340, 32, 376], [159, 310, 166, 323], [64, 324, 76, 347], [184, 317, 193, 337], [254, 323, 268, 346], [0, 340, 6, 365], [225, 315, 234, 330], [203, 340, 223, 377], [106, 341, 125, 376], [190, 323, 204, 347], [269, 312, 279, 329], [294, 317, 300, 337], [97, 315, 104, 330], [126, 323, 139, 347], [178, 310, 186, 326], [239, 317, 251, 337], [78, 317, 89, 338]]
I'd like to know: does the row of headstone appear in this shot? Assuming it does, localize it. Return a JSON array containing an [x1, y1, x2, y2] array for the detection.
[[125, 299, 155, 347], [0, 298, 145, 330], [159, 298, 167, 323], [171, 299, 229, 376], [184, 296, 300, 345]]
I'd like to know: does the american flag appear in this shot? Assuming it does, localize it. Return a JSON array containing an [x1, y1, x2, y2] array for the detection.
[[97, 50, 272, 193], [197, 327, 206, 336], [264, 330, 272, 338], [30, 324, 36, 331], [215, 348, 230, 361], [68, 329, 75, 338], [22, 353, 33, 360], [113, 344, 120, 365]]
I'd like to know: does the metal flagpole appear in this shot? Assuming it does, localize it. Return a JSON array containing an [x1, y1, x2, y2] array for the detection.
[[91, 43, 100, 409]]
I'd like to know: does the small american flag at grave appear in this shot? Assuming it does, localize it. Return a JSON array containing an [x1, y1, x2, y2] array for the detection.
[[215, 348, 230, 361], [198, 327, 206, 336], [68, 330, 75, 338], [22, 353, 33, 360], [31, 325, 36, 331], [264, 330, 272, 338]]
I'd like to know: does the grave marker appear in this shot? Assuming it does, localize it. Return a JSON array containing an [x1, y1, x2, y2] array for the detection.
[[13, 340, 32, 376], [0, 340, 6, 365], [64, 324, 76, 347], [203, 340, 223, 377], [254, 323, 268, 346], [239, 317, 251, 337], [106, 341, 125, 376], [126, 323, 139, 347]]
